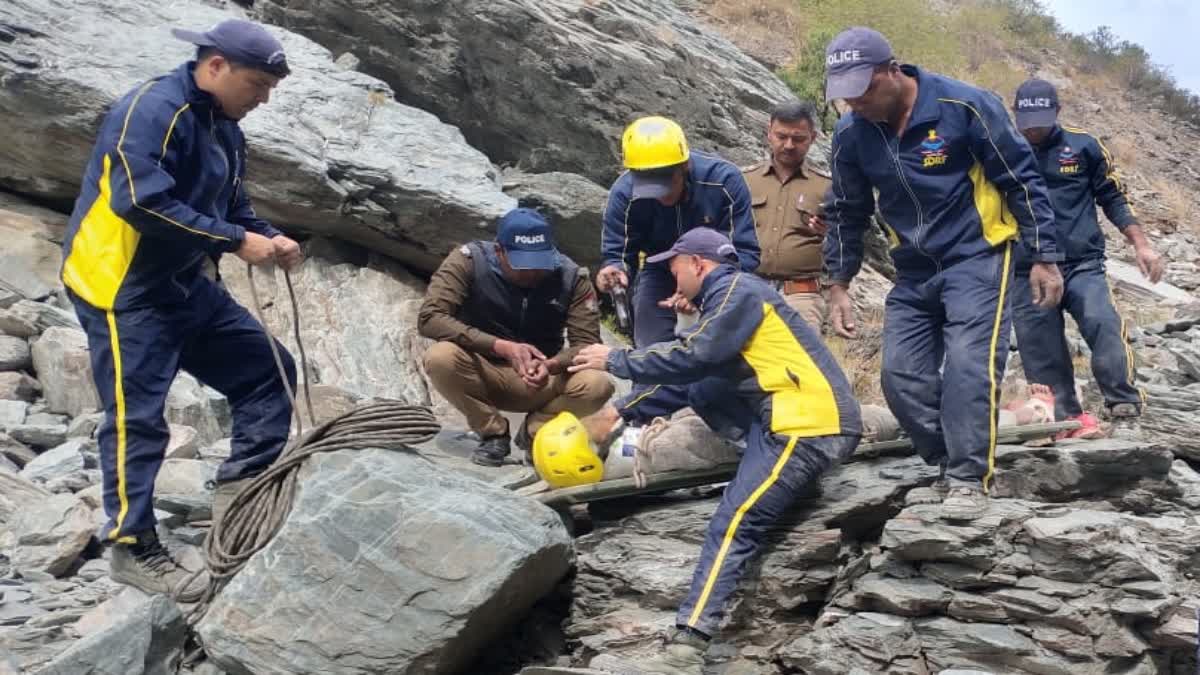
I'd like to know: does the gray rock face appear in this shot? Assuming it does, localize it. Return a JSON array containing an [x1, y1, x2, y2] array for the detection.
[[30, 327, 99, 418], [0, 400, 27, 427], [0, 432, 36, 468], [255, 0, 792, 185], [6, 424, 67, 450], [0, 0, 514, 274], [32, 593, 186, 675], [502, 169, 609, 270], [0, 467, 51, 525], [19, 439, 91, 484], [220, 240, 433, 405], [198, 448, 573, 675], [0, 336, 31, 373], [2, 493, 94, 577], [0, 197, 64, 302], [0, 372, 42, 403], [165, 374, 231, 447], [3, 301, 78, 334]]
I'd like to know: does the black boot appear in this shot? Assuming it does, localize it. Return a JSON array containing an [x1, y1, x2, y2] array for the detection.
[[472, 434, 512, 467]]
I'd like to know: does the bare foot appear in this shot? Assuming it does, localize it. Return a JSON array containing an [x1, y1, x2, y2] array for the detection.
[[1029, 383, 1054, 402], [581, 405, 622, 444]]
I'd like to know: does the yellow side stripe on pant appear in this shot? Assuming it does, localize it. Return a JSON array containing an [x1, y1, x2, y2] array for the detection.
[[982, 244, 1012, 493], [1104, 281, 1146, 405], [104, 311, 132, 542], [687, 434, 799, 628]]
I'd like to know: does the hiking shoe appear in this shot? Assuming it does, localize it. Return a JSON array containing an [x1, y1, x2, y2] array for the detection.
[[110, 530, 208, 603], [514, 420, 533, 464], [1108, 403, 1141, 440], [589, 628, 708, 675], [941, 486, 988, 521], [472, 434, 511, 467], [211, 477, 253, 526], [1056, 412, 1105, 441], [907, 479, 950, 506]]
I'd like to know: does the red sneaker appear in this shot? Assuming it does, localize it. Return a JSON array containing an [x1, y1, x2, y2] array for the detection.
[[1057, 412, 1105, 440]]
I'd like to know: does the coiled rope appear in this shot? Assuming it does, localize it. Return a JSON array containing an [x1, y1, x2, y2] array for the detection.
[[185, 264, 440, 625]]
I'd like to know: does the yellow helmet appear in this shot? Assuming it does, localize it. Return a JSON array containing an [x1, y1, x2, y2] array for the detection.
[[532, 412, 604, 489], [622, 116, 690, 171]]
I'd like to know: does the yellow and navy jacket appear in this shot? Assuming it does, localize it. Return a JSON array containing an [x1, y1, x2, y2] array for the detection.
[[601, 152, 761, 275], [607, 265, 861, 439], [1016, 124, 1136, 271], [824, 65, 1061, 282], [61, 62, 280, 310]]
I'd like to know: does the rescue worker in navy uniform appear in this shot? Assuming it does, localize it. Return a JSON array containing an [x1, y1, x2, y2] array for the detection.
[[61, 20, 301, 601], [572, 228, 862, 675], [822, 28, 1064, 521], [419, 208, 614, 467], [591, 117, 761, 436], [1009, 78, 1161, 439]]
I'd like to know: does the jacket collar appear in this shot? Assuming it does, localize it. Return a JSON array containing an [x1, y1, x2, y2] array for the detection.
[[1040, 124, 1064, 149], [697, 264, 737, 310], [904, 65, 943, 130]]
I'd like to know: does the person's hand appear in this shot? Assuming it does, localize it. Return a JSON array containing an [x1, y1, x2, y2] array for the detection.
[[235, 232, 276, 266], [1135, 244, 1164, 284], [494, 340, 547, 377], [658, 291, 697, 315], [522, 359, 550, 390], [272, 235, 304, 271], [828, 283, 857, 338], [1029, 262, 1064, 309], [595, 265, 628, 293], [569, 344, 614, 373], [806, 213, 829, 236]]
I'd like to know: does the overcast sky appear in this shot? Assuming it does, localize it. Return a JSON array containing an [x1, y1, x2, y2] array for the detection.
[[1044, 0, 1200, 96]]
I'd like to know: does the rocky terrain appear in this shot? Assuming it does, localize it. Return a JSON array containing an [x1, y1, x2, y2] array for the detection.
[[0, 0, 1199, 673]]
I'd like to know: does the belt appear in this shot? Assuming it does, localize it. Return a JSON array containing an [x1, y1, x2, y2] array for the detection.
[[780, 278, 821, 294]]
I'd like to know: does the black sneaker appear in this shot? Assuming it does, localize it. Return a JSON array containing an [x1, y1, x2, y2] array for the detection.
[[472, 434, 511, 467]]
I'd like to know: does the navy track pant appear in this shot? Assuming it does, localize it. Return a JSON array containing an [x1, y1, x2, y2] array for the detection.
[[1012, 259, 1143, 418], [674, 377, 859, 636], [70, 278, 295, 543], [881, 245, 1013, 489]]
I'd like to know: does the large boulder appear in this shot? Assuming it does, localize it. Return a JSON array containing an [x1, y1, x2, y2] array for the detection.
[[219, 238, 433, 406], [1, 492, 94, 577], [30, 327, 99, 418], [0, 0, 515, 274], [198, 448, 573, 674], [0, 194, 65, 302], [0, 467, 52, 526], [0, 336, 31, 373], [254, 0, 794, 184], [33, 592, 187, 675], [501, 169, 609, 270]]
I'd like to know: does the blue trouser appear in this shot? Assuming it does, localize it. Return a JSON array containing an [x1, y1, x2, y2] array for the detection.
[[70, 277, 296, 543], [881, 245, 1013, 489], [675, 377, 860, 636], [1011, 259, 1142, 419], [615, 264, 691, 424]]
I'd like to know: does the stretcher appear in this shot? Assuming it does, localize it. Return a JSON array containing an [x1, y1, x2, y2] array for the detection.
[[530, 420, 1080, 507]]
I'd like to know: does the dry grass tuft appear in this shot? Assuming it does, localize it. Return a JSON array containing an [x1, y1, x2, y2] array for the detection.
[[703, 0, 801, 68], [1151, 176, 1199, 230], [827, 308, 885, 405]]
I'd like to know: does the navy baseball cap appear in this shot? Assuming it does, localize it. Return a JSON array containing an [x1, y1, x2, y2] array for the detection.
[[173, 19, 291, 78], [630, 167, 680, 201], [824, 27, 894, 101], [646, 227, 738, 265], [1013, 79, 1059, 130], [496, 208, 560, 270]]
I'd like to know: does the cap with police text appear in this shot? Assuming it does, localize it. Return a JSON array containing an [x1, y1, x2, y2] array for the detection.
[[646, 227, 739, 265], [824, 27, 894, 101], [173, 19, 290, 78], [496, 208, 560, 270], [1013, 78, 1059, 130]]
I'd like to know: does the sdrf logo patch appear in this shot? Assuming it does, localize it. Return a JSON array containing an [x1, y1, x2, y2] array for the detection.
[[920, 129, 948, 168], [1058, 146, 1081, 174]]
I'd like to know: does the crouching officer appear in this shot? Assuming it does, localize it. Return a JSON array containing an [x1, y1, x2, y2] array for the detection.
[[572, 228, 861, 674], [593, 117, 760, 430], [61, 20, 301, 601], [1009, 78, 1159, 439], [419, 208, 614, 467]]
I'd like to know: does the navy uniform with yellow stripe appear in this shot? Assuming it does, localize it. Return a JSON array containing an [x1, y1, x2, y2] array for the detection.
[[61, 60, 295, 543], [824, 64, 1059, 490], [1011, 124, 1144, 419], [606, 252, 861, 636]]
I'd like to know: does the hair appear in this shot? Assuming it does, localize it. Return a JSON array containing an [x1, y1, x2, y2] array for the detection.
[[769, 100, 817, 128], [195, 46, 290, 78]]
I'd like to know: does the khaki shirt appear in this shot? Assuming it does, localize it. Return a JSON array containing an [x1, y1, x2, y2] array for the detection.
[[417, 246, 602, 369], [743, 161, 831, 279]]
